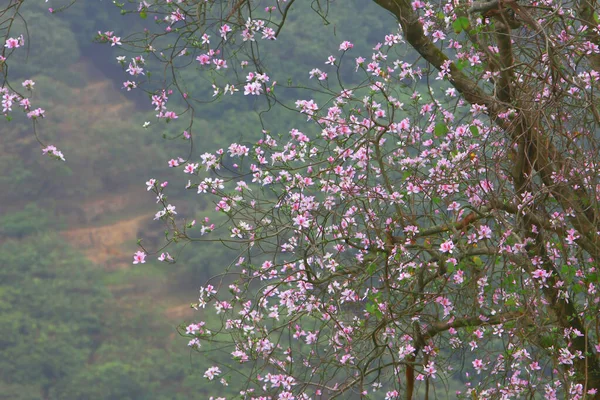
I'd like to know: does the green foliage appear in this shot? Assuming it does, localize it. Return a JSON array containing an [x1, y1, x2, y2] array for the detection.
[[172, 239, 234, 289], [452, 16, 471, 33], [0, 233, 238, 399], [0, 235, 108, 395], [434, 123, 449, 137], [9, 11, 81, 81], [0, 203, 53, 237]]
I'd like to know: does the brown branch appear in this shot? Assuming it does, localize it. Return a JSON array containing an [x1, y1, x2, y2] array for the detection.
[[423, 311, 523, 341], [468, 0, 500, 15], [493, 9, 515, 103], [391, 211, 483, 243]]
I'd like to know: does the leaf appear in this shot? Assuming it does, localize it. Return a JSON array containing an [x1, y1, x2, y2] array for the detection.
[[452, 16, 470, 34], [366, 304, 383, 318], [539, 335, 554, 348], [140, 10, 147, 19], [366, 262, 377, 276], [455, 59, 469, 71], [365, 303, 382, 318], [470, 125, 479, 137], [434, 123, 448, 137]]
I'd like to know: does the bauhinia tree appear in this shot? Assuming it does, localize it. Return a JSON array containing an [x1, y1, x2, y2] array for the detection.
[[3, 0, 600, 398]]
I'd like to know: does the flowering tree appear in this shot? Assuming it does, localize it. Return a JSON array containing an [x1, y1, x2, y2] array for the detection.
[[4, 0, 600, 398]]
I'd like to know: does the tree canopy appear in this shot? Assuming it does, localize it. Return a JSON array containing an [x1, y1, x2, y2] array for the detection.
[[3, 0, 600, 398]]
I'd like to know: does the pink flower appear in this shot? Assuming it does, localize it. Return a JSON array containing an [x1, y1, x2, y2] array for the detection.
[[262, 27, 276, 40], [432, 30, 446, 43], [27, 108, 45, 119], [42, 145, 58, 155], [204, 366, 221, 380], [529, 361, 542, 371], [472, 359, 485, 374], [397, 118, 410, 131], [110, 36, 122, 46], [293, 214, 311, 228], [133, 251, 146, 264], [219, 24, 232, 39], [186, 323, 201, 335], [566, 228, 580, 245], [339, 41, 354, 51], [184, 163, 198, 174], [21, 80, 35, 90], [423, 361, 437, 377], [453, 270, 465, 284], [42, 145, 65, 161], [4, 36, 23, 49], [122, 80, 137, 91], [532, 268, 551, 282], [440, 240, 455, 253], [158, 252, 174, 262], [196, 53, 211, 65], [146, 178, 156, 191]]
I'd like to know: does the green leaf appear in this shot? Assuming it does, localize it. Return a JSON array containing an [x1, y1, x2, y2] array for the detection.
[[539, 335, 554, 348], [452, 17, 470, 34], [434, 123, 448, 137], [456, 59, 469, 71], [366, 262, 377, 276], [140, 10, 147, 19], [469, 125, 479, 137], [365, 303, 375, 313], [365, 303, 383, 318]]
